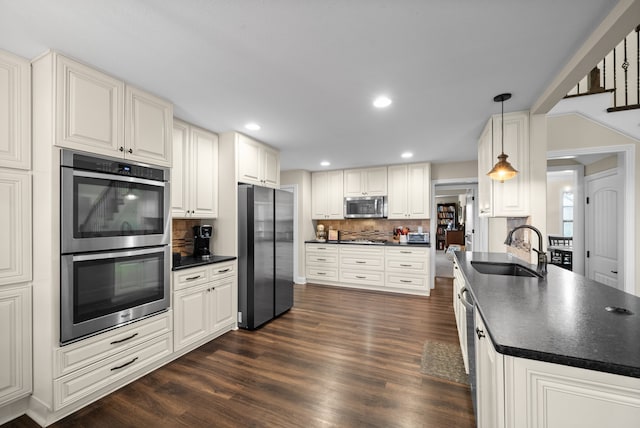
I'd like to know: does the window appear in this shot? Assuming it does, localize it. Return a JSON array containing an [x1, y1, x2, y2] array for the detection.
[[562, 191, 573, 236]]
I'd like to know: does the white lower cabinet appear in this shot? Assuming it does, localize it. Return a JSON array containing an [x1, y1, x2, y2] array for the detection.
[[475, 312, 505, 428], [52, 310, 172, 410], [173, 261, 236, 352], [0, 286, 31, 406], [385, 246, 430, 294], [305, 243, 430, 295], [475, 310, 640, 428]]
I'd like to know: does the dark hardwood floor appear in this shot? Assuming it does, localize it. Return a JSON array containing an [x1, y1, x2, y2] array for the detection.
[[5, 277, 475, 428]]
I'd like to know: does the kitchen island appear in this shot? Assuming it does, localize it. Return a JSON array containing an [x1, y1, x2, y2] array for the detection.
[[454, 251, 640, 427]]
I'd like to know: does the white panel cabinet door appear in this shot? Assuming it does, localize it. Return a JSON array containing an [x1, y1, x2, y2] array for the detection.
[[210, 277, 234, 333], [171, 120, 190, 217], [478, 120, 493, 217], [55, 54, 124, 157], [262, 145, 280, 188], [125, 85, 173, 167], [387, 163, 430, 219], [0, 171, 31, 286], [387, 165, 409, 219], [190, 126, 219, 218], [344, 167, 387, 197], [492, 112, 529, 217], [0, 49, 30, 170], [365, 167, 388, 196], [173, 284, 209, 351], [475, 312, 505, 428], [237, 134, 262, 185], [0, 286, 32, 406], [312, 170, 344, 220]]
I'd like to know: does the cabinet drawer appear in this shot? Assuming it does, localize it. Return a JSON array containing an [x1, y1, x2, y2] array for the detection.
[[54, 311, 171, 378], [385, 273, 428, 290], [385, 246, 429, 257], [339, 245, 384, 256], [340, 255, 384, 270], [306, 253, 338, 265], [173, 266, 209, 290], [54, 333, 172, 410], [209, 261, 235, 279], [307, 267, 338, 281], [306, 244, 338, 254], [386, 259, 428, 273], [340, 270, 384, 286]]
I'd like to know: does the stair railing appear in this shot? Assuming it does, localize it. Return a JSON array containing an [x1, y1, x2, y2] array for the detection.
[[565, 25, 639, 112]]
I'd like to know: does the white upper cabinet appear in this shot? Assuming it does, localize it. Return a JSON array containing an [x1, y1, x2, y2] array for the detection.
[[478, 111, 530, 217], [171, 119, 218, 218], [343, 166, 387, 197], [311, 170, 344, 219], [236, 133, 280, 188], [0, 49, 30, 170], [125, 86, 173, 166], [52, 52, 172, 166], [387, 163, 431, 219]]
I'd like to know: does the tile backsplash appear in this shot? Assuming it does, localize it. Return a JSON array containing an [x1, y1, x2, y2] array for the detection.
[[172, 219, 204, 256], [314, 219, 430, 242]]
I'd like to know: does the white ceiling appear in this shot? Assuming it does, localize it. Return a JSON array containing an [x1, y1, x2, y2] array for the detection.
[[0, 0, 618, 171]]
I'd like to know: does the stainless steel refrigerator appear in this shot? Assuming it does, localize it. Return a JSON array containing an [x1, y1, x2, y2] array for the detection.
[[238, 184, 294, 329]]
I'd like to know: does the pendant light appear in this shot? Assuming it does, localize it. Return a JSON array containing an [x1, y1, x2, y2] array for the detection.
[[487, 93, 518, 182]]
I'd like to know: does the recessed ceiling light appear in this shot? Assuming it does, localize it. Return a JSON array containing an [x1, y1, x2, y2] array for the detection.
[[320, 161, 331, 167], [401, 152, 413, 159], [373, 96, 392, 108], [244, 123, 261, 131]]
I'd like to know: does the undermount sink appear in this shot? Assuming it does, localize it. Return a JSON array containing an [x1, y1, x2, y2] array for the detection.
[[471, 261, 543, 278]]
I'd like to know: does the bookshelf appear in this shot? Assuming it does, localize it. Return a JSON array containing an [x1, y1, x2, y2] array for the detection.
[[436, 202, 457, 250]]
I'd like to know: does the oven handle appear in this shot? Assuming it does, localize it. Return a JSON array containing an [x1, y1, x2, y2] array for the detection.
[[459, 286, 474, 310], [72, 169, 166, 187], [72, 246, 167, 262]]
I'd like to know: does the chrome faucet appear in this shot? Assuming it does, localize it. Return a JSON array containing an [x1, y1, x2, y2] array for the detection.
[[504, 225, 547, 275]]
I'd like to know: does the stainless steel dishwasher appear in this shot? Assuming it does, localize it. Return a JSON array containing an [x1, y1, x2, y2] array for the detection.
[[459, 285, 477, 420]]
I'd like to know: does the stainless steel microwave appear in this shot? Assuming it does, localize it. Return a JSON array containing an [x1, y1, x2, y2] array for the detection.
[[344, 196, 388, 218]]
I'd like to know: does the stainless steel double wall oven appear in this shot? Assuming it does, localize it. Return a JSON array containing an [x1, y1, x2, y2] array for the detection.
[[60, 150, 170, 344]]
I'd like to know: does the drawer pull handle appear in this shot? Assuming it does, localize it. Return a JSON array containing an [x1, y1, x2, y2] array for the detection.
[[317, 258, 327, 261], [457, 293, 461, 300], [217, 268, 231, 273], [400, 264, 412, 267], [476, 327, 485, 339], [400, 251, 411, 254], [355, 261, 366, 264], [400, 280, 412, 283], [110, 333, 138, 345], [317, 272, 327, 275], [356, 275, 366, 279], [111, 357, 138, 371], [186, 275, 201, 281]]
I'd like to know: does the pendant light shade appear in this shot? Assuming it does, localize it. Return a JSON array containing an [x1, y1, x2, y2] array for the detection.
[[488, 93, 518, 183]]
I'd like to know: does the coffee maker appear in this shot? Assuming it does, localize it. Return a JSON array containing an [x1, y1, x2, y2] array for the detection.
[[193, 225, 213, 259]]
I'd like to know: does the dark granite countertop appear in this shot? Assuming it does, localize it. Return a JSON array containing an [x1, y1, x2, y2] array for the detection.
[[455, 251, 640, 378], [304, 239, 430, 247], [172, 255, 237, 271]]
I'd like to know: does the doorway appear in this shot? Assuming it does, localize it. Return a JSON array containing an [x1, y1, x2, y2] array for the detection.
[[432, 182, 479, 279]]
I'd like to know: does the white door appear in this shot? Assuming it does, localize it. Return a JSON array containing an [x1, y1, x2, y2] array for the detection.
[[585, 170, 622, 289]]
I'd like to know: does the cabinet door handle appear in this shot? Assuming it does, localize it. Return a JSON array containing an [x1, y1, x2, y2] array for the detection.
[[355, 275, 366, 279], [119, 146, 124, 152], [186, 275, 201, 281], [217, 268, 230, 273], [457, 293, 461, 300], [475, 327, 485, 339], [110, 357, 138, 371], [128, 148, 133, 154], [611, 270, 618, 274], [110, 332, 138, 345]]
